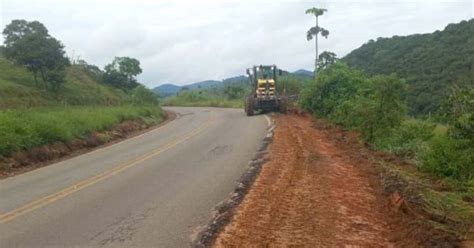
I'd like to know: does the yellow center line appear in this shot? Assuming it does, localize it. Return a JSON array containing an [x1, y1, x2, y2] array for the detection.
[[0, 111, 215, 224]]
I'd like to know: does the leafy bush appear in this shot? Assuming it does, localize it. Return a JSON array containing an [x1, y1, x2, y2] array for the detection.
[[276, 75, 312, 96], [0, 105, 163, 156], [223, 85, 246, 100], [129, 85, 159, 105], [374, 119, 435, 157], [300, 63, 367, 117], [420, 135, 473, 181], [352, 74, 407, 142], [300, 63, 407, 142], [446, 87, 474, 146], [419, 86, 474, 181]]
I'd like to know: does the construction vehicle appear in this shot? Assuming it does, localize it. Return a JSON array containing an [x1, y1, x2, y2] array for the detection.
[[244, 65, 287, 116]]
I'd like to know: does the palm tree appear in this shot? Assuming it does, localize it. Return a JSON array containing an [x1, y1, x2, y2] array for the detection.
[[306, 7, 329, 77]]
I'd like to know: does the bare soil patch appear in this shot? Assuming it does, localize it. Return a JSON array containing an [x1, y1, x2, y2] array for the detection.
[[214, 112, 457, 247], [0, 111, 176, 179]]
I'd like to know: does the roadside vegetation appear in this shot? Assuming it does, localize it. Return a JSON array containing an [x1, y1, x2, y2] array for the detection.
[[0, 106, 163, 157], [296, 12, 474, 241], [0, 57, 128, 108], [300, 62, 473, 181], [163, 90, 243, 108], [298, 61, 473, 239], [0, 20, 161, 170]]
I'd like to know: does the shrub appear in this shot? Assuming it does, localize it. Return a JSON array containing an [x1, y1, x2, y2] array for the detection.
[[299, 63, 367, 117], [354, 75, 407, 142], [420, 86, 474, 181], [129, 85, 159, 105], [420, 135, 474, 181], [276, 75, 311, 96], [374, 119, 435, 157], [300, 63, 407, 143]]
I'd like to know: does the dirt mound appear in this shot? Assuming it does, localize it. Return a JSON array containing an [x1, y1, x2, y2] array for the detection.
[[214, 113, 457, 247]]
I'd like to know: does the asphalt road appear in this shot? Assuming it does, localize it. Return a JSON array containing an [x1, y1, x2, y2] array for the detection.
[[0, 107, 269, 247]]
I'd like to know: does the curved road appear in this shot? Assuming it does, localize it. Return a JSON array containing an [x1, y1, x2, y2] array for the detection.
[[0, 107, 269, 247]]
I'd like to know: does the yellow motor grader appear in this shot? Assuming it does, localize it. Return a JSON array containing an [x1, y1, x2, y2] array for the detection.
[[244, 65, 287, 116]]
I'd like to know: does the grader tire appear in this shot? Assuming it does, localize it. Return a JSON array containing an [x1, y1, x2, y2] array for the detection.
[[245, 97, 254, 116]]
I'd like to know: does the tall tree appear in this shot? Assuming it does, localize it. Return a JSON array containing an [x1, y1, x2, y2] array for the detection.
[[2, 20, 68, 91], [318, 51, 338, 70], [103, 56, 142, 89], [306, 7, 329, 77]]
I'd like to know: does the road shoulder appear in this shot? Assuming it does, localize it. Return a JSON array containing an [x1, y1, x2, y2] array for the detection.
[[210, 112, 457, 247]]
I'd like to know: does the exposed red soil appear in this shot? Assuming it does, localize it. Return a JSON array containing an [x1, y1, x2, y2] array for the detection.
[[0, 111, 176, 179], [215, 113, 424, 247]]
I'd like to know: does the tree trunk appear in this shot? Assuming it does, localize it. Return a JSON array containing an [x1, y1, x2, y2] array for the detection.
[[315, 16, 319, 79]]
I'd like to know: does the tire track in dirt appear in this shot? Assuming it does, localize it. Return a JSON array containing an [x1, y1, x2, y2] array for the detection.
[[215, 113, 405, 247]]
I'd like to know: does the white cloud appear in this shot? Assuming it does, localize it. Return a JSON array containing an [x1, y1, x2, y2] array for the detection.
[[1, 0, 472, 87]]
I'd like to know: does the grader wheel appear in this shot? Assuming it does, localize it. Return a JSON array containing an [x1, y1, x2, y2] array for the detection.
[[245, 96, 255, 116]]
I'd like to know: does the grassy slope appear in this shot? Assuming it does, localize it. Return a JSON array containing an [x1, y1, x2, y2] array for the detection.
[[0, 106, 163, 157], [0, 57, 127, 109], [0, 57, 164, 158], [379, 159, 474, 240]]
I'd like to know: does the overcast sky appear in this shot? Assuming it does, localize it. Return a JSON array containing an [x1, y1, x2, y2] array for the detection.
[[0, 0, 472, 87]]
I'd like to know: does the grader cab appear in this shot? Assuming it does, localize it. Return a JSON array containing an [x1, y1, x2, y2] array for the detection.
[[244, 65, 287, 116]]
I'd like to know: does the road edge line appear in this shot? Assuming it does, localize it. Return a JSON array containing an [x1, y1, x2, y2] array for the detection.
[[0, 111, 214, 223]]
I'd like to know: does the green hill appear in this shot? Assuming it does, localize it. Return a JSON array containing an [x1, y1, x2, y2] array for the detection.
[[343, 19, 474, 116], [0, 56, 127, 109], [0, 53, 163, 160]]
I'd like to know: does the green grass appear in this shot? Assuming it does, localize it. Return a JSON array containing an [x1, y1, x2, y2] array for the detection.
[[0, 54, 165, 159], [162, 91, 243, 108], [0, 105, 164, 157], [434, 124, 449, 135], [0, 57, 127, 109]]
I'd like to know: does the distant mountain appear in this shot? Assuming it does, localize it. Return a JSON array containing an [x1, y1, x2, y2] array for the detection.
[[223, 75, 247, 86], [293, 69, 314, 77], [153, 69, 312, 97], [186, 80, 221, 90], [153, 80, 222, 97], [153, 83, 181, 97]]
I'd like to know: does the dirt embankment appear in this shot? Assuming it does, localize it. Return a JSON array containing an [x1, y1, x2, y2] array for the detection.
[[214, 112, 457, 247], [0, 111, 175, 179]]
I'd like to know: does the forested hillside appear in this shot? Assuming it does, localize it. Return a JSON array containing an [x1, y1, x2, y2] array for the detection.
[[343, 19, 474, 116]]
